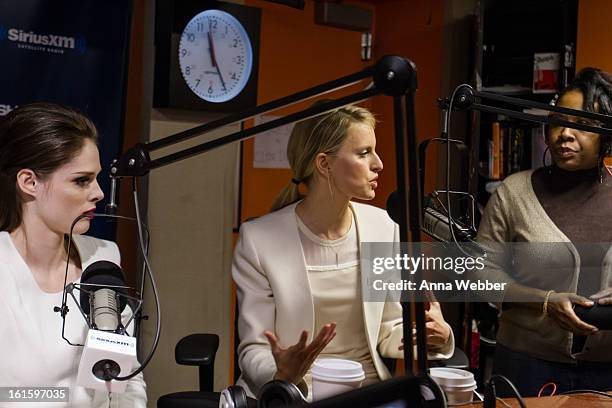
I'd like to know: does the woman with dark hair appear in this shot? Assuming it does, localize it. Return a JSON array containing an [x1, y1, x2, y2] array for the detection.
[[477, 67, 612, 396], [0, 103, 147, 407], [232, 104, 455, 399]]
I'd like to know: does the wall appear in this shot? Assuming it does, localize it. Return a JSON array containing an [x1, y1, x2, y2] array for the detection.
[[241, 0, 374, 221], [576, 0, 612, 165], [239, 0, 445, 222], [370, 0, 445, 209], [121, 2, 239, 405], [141, 112, 239, 406], [121, 1, 449, 400], [576, 0, 612, 73]]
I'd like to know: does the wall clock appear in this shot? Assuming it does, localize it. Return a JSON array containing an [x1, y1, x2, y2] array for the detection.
[[154, 1, 261, 111], [179, 9, 253, 103]]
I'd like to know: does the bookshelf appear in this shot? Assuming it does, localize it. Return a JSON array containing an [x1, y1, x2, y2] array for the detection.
[[470, 0, 578, 210], [465, 0, 578, 388]]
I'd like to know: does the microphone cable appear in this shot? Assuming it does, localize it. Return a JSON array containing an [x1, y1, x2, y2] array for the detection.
[[109, 177, 161, 381], [59, 212, 150, 346], [57, 176, 160, 382], [444, 83, 480, 259]]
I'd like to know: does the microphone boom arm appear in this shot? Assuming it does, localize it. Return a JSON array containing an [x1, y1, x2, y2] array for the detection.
[[113, 55, 428, 376], [454, 85, 612, 136]]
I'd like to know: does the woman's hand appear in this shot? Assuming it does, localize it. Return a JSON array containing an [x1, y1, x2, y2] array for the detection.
[[264, 323, 336, 385], [425, 301, 451, 352], [590, 288, 612, 305], [547, 292, 598, 335], [398, 302, 451, 353]]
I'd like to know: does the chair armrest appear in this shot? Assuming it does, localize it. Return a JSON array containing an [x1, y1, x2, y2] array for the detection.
[[175, 334, 220, 366]]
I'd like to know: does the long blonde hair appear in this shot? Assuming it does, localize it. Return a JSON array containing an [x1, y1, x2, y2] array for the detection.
[[270, 103, 376, 212]]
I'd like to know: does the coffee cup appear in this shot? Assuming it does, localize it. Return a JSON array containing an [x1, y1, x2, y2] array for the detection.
[[429, 367, 477, 405], [311, 358, 365, 401]]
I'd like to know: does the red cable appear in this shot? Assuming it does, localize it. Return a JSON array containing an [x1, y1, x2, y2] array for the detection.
[[537, 382, 557, 397]]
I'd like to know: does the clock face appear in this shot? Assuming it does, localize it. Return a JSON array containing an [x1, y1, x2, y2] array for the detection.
[[178, 9, 253, 103]]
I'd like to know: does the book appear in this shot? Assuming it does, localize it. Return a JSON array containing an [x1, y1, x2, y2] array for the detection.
[[533, 52, 560, 93], [491, 122, 501, 180]]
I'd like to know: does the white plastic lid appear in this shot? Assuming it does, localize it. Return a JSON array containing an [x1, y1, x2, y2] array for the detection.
[[443, 381, 477, 390], [311, 359, 365, 382], [429, 367, 475, 387]]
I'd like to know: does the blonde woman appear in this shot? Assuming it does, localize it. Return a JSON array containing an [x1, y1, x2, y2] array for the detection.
[[232, 104, 454, 398]]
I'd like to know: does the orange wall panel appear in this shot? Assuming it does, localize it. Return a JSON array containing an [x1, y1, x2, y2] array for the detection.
[[577, 0, 612, 165], [241, 0, 444, 221], [370, 0, 445, 210], [241, 0, 374, 221], [577, 0, 612, 73]]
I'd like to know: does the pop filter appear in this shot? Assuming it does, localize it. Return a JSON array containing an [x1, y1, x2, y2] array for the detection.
[[79, 260, 128, 316]]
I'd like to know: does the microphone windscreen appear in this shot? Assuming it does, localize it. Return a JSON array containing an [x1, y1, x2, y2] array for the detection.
[[386, 190, 400, 224], [79, 261, 128, 314]]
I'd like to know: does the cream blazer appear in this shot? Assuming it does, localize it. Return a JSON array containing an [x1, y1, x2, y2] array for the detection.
[[232, 201, 454, 397]]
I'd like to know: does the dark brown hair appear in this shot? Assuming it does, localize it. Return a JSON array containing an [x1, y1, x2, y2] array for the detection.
[[0, 102, 98, 231]]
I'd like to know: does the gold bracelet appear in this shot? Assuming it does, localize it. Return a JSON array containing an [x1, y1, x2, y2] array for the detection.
[[543, 290, 555, 316]]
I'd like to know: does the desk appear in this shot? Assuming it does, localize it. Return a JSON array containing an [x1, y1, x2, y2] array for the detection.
[[466, 393, 611, 407]]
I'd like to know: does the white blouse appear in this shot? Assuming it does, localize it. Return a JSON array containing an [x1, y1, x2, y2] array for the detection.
[[296, 213, 379, 387]]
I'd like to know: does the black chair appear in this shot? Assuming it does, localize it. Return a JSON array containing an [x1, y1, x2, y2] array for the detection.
[[157, 333, 224, 408], [158, 335, 468, 408]]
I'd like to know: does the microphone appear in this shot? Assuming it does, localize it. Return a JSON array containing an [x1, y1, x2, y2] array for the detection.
[[422, 205, 476, 243], [386, 190, 477, 243], [79, 261, 128, 331], [76, 261, 137, 392], [105, 175, 118, 216]]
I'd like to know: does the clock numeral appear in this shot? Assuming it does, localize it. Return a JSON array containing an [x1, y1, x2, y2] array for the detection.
[[235, 55, 243, 64], [210, 19, 218, 30], [187, 33, 195, 42], [232, 38, 239, 48], [185, 66, 191, 76], [231, 72, 237, 80], [208, 85, 214, 94], [197, 22, 204, 32], [195, 79, 201, 87], [181, 49, 187, 57]]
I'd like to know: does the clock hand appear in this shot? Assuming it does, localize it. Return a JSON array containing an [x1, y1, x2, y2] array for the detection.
[[207, 20, 227, 91]]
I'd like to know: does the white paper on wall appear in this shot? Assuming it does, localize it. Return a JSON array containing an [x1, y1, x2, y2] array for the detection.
[[253, 115, 292, 169]]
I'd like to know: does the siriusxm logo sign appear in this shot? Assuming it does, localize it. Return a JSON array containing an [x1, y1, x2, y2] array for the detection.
[[0, 25, 86, 54], [91, 334, 134, 348], [0, 104, 17, 116]]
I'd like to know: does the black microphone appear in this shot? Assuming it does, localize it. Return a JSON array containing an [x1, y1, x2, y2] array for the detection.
[[386, 190, 477, 243], [422, 205, 476, 243], [80, 261, 128, 332]]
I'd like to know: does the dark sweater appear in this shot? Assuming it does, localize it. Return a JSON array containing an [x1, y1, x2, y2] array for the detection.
[[531, 165, 612, 352], [531, 165, 612, 297]]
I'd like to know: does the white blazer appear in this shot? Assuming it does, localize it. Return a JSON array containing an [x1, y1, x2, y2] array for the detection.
[[232, 201, 454, 397]]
